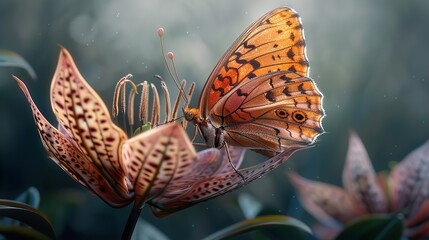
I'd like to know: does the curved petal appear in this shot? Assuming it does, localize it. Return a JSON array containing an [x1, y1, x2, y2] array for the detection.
[[312, 223, 341, 240], [213, 146, 246, 175], [14, 76, 131, 207], [50, 47, 128, 190], [150, 145, 305, 217], [406, 200, 429, 239], [389, 139, 429, 216], [289, 172, 366, 225], [122, 123, 197, 207], [342, 132, 386, 213], [146, 146, 246, 206]]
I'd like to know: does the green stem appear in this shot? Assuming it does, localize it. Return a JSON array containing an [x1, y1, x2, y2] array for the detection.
[[121, 204, 143, 240]]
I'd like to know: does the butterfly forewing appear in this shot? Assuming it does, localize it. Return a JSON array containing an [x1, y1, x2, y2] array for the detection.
[[200, 7, 308, 117]]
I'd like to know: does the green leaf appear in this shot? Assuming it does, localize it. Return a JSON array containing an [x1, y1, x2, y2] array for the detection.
[[133, 123, 152, 136], [0, 50, 36, 79], [335, 214, 404, 240], [0, 200, 56, 240], [15, 187, 40, 209], [0, 225, 51, 240], [202, 215, 315, 240], [3, 187, 41, 227]]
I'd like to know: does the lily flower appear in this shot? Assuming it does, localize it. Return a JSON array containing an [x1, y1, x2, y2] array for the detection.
[[289, 132, 429, 239], [15, 48, 306, 215]]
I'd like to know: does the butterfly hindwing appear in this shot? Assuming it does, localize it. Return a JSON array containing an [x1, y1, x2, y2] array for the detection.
[[211, 71, 323, 156]]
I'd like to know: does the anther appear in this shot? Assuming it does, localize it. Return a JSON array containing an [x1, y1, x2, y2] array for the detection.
[[112, 74, 137, 118], [138, 81, 149, 126], [157, 28, 165, 38], [167, 52, 174, 60]]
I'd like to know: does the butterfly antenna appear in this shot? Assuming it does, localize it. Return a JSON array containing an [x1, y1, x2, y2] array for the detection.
[[171, 79, 186, 121], [224, 143, 245, 180], [168, 52, 190, 105], [157, 28, 189, 105], [186, 81, 196, 109]]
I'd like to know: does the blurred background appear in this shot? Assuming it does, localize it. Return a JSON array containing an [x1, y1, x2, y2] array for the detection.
[[1, 0, 428, 239]]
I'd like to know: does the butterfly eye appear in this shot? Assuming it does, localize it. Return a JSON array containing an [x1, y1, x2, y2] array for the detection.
[[185, 111, 194, 121], [292, 111, 307, 123], [275, 109, 288, 118]]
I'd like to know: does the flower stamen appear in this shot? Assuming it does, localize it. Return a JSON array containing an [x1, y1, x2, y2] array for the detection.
[[160, 81, 171, 123], [112, 74, 136, 118], [150, 83, 160, 128], [138, 81, 149, 129]]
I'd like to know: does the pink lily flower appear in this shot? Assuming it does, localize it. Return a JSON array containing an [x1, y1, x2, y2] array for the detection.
[[289, 132, 429, 239]]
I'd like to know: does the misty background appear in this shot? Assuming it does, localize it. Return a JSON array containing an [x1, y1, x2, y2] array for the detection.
[[1, 0, 428, 239]]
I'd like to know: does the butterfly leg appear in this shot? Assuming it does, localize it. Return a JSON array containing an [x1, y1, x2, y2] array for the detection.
[[224, 142, 245, 180], [190, 125, 198, 143]]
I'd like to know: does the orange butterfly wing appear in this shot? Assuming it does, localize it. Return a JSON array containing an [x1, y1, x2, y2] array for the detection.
[[199, 7, 309, 118], [213, 71, 324, 155]]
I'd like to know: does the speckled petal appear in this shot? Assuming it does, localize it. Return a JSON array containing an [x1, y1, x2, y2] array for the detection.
[[50, 48, 128, 191], [289, 172, 366, 225], [342, 132, 386, 213], [15, 76, 131, 207], [122, 123, 197, 207], [150, 145, 304, 217], [389, 139, 429, 216]]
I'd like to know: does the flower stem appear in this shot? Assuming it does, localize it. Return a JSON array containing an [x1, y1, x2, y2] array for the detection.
[[121, 203, 143, 240]]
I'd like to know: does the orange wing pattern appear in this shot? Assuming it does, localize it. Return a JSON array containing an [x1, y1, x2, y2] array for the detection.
[[199, 7, 308, 117], [210, 71, 324, 156]]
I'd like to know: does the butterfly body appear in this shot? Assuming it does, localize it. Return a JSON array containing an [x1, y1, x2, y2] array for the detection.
[[185, 7, 324, 157]]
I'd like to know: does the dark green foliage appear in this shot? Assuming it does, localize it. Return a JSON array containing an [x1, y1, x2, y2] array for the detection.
[[335, 214, 404, 240]]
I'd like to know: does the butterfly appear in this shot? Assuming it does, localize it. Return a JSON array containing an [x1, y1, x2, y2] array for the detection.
[[184, 7, 325, 157]]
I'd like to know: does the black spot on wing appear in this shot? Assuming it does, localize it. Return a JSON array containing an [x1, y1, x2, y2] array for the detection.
[[233, 52, 248, 65], [280, 75, 293, 82], [265, 90, 276, 102], [298, 83, 306, 94], [286, 48, 295, 60], [248, 73, 256, 79], [243, 40, 256, 50], [236, 89, 248, 97], [269, 78, 274, 88], [282, 87, 291, 96], [249, 59, 261, 70]]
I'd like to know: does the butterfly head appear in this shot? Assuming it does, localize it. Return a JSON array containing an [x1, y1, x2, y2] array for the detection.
[[183, 107, 200, 123]]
